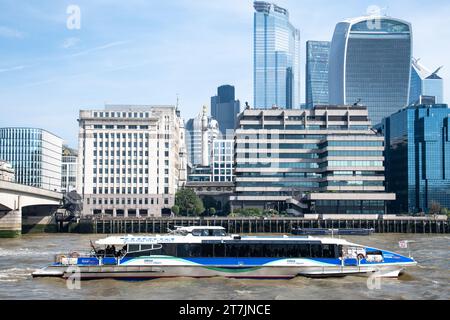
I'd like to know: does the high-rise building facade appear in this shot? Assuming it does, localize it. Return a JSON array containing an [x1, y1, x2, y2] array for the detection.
[[61, 146, 78, 193], [253, 1, 300, 109], [77, 105, 185, 217], [211, 85, 240, 135], [382, 103, 450, 214], [0, 128, 63, 191], [212, 139, 234, 182], [409, 58, 444, 105], [185, 106, 220, 167], [231, 105, 395, 215], [329, 16, 412, 125], [306, 41, 331, 108]]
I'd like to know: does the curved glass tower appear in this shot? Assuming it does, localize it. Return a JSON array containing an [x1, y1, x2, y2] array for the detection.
[[329, 17, 412, 125], [253, 1, 300, 109]]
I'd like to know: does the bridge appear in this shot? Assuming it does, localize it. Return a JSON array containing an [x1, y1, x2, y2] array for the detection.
[[0, 180, 63, 237]]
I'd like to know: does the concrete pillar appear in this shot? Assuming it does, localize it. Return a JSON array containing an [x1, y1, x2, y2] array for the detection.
[[0, 209, 22, 238]]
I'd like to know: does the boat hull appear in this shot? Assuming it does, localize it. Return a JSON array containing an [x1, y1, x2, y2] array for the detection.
[[32, 262, 415, 280]]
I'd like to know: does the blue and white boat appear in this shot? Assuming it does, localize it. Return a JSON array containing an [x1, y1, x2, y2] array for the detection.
[[32, 226, 417, 280]]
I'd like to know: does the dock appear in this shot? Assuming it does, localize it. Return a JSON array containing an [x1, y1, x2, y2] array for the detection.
[[76, 216, 450, 234]]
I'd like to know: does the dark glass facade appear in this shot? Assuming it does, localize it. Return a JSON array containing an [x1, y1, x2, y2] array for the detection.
[[382, 104, 450, 213], [211, 85, 240, 136], [329, 17, 412, 126]]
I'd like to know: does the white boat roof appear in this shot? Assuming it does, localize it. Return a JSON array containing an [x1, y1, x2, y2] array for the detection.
[[94, 234, 358, 247]]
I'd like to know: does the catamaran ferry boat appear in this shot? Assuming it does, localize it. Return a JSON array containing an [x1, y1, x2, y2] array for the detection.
[[32, 226, 417, 280]]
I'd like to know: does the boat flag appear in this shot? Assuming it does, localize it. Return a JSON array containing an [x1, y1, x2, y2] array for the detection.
[[399, 240, 408, 248]]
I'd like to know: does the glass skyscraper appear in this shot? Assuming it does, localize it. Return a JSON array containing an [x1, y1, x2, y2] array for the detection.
[[306, 41, 331, 108], [382, 103, 450, 214], [329, 17, 412, 125], [253, 1, 300, 109], [409, 58, 444, 105], [0, 128, 63, 191], [211, 85, 240, 135]]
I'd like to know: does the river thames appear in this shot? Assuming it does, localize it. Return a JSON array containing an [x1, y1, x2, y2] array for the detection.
[[0, 233, 448, 300]]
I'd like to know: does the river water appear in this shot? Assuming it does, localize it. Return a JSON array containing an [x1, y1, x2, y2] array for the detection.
[[0, 233, 448, 300]]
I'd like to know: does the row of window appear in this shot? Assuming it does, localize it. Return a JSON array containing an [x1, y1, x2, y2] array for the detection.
[[126, 243, 340, 259], [88, 197, 166, 206], [93, 125, 150, 130], [92, 187, 170, 195]]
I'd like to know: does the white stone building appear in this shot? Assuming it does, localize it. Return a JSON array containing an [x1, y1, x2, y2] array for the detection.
[[77, 105, 185, 217]]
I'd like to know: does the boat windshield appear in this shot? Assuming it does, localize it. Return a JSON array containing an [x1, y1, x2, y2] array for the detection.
[[191, 229, 227, 237]]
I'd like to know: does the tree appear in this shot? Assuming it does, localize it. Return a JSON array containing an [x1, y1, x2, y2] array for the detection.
[[203, 196, 218, 211], [429, 201, 442, 216], [175, 188, 205, 216], [171, 205, 180, 216], [209, 208, 217, 216]]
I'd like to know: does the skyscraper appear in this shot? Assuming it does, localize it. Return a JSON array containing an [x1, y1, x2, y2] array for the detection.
[[211, 85, 240, 135], [253, 1, 300, 109], [306, 41, 331, 108], [0, 128, 63, 191], [329, 16, 412, 125], [382, 103, 450, 214], [409, 58, 444, 105]]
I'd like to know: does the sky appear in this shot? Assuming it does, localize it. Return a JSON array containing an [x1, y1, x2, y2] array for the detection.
[[0, 0, 449, 147]]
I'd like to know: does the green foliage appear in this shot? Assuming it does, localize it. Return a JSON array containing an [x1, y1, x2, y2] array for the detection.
[[203, 196, 218, 211], [209, 208, 217, 216], [229, 208, 279, 217], [171, 205, 180, 216], [175, 188, 205, 216]]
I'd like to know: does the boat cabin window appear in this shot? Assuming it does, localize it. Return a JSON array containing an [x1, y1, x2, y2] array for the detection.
[[159, 242, 339, 259], [124, 244, 163, 258], [191, 229, 227, 237]]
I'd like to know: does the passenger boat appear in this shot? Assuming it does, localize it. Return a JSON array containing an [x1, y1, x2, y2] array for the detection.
[[32, 226, 417, 280]]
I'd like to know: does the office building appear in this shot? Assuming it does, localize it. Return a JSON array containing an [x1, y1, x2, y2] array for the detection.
[[231, 105, 395, 215], [306, 41, 331, 108], [409, 58, 444, 105], [382, 102, 450, 214], [329, 16, 412, 125], [253, 1, 300, 109], [77, 105, 185, 217], [0, 128, 63, 191], [61, 146, 78, 193], [211, 85, 240, 135], [0, 161, 14, 182], [212, 139, 234, 182]]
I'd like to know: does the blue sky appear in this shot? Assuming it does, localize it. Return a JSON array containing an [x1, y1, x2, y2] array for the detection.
[[1, 0, 449, 146]]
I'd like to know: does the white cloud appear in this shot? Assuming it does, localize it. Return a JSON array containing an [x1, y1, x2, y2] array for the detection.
[[70, 40, 130, 57], [0, 26, 24, 38], [0, 65, 28, 73], [62, 37, 80, 49]]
